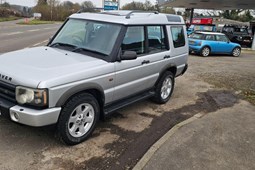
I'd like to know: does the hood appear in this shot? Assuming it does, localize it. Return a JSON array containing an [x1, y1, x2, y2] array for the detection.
[[0, 47, 111, 88]]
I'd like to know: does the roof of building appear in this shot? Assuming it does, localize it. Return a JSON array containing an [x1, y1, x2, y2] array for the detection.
[[69, 10, 185, 25]]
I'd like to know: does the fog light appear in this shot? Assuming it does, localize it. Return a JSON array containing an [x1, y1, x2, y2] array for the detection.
[[10, 111, 19, 122]]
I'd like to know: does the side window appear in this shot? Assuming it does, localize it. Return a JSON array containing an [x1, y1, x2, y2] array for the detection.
[[216, 35, 229, 42], [205, 35, 215, 41], [147, 26, 167, 53], [121, 26, 145, 55], [171, 26, 185, 48]]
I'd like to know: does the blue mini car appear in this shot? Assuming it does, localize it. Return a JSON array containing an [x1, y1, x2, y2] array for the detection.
[[189, 31, 241, 57]]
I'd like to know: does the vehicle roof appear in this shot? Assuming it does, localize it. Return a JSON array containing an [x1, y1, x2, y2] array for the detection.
[[69, 10, 185, 25], [195, 31, 225, 35]]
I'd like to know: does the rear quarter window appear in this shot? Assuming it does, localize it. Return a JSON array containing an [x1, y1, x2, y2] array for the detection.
[[171, 26, 185, 48]]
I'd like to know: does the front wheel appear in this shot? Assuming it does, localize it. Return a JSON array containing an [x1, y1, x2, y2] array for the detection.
[[200, 47, 210, 57], [152, 71, 174, 104], [232, 47, 241, 57], [57, 93, 99, 145]]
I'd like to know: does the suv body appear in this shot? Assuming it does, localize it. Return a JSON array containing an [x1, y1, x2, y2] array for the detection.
[[222, 25, 253, 47], [0, 11, 188, 145]]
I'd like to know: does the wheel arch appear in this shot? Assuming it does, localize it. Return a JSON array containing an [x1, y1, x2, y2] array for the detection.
[[55, 85, 105, 119], [200, 45, 211, 56], [155, 64, 177, 86], [201, 45, 211, 51], [232, 46, 241, 56]]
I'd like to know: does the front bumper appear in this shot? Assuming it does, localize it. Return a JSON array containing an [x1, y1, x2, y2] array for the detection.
[[189, 45, 201, 53], [0, 97, 61, 127], [9, 106, 61, 127]]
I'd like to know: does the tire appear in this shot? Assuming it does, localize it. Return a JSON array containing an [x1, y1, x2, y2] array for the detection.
[[57, 93, 99, 145], [152, 71, 175, 104], [200, 46, 210, 57], [232, 47, 241, 57]]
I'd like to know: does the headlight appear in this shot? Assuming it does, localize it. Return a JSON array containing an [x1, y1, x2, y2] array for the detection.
[[16, 86, 48, 107]]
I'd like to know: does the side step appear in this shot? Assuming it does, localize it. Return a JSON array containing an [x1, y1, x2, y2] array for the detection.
[[104, 91, 155, 115]]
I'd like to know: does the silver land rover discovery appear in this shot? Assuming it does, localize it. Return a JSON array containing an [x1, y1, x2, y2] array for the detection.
[[0, 11, 188, 145]]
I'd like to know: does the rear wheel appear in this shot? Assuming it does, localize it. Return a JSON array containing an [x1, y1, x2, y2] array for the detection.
[[57, 93, 99, 145], [232, 47, 241, 57], [200, 47, 210, 57], [152, 71, 174, 104]]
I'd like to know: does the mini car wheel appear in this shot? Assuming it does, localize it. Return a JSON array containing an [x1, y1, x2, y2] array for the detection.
[[152, 71, 174, 104], [200, 47, 210, 57], [57, 93, 99, 145], [232, 47, 241, 57]]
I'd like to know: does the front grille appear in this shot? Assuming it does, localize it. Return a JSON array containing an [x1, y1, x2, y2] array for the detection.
[[0, 80, 16, 103]]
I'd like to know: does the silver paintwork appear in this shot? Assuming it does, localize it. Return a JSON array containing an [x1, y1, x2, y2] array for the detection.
[[70, 12, 185, 25], [0, 12, 188, 127], [9, 106, 61, 127]]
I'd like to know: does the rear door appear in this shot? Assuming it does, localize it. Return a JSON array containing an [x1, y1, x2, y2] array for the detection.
[[204, 34, 218, 53]]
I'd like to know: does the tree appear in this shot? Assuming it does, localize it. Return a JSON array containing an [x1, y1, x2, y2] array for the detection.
[[63, 1, 74, 9], [160, 7, 175, 14], [121, 1, 157, 11], [143, 0, 156, 11], [1, 2, 11, 8], [240, 10, 253, 22], [122, 1, 145, 10], [37, 0, 47, 6], [81, 1, 96, 12], [221, 9, 254, 22]]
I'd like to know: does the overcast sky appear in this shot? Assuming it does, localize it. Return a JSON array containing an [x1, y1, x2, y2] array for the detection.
[[4, 0, 156, 7]]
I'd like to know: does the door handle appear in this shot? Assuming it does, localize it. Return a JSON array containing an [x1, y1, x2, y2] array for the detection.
[[141, 60, 150, 65], [164, 55, 170, 59]]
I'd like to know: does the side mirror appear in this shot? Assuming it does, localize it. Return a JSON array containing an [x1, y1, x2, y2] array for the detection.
[[121, 51, 137, 60]]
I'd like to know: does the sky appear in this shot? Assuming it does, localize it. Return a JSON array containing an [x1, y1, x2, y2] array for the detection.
[[4, 0, 156, 7]]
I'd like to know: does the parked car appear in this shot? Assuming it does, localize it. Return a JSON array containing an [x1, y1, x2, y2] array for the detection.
[[0, 11, 188, 145], [222, 25, 253, 48], [189, 31, 241, 57]]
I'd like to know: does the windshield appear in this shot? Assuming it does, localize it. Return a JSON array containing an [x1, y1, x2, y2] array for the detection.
[[51, 19, 121, 56]]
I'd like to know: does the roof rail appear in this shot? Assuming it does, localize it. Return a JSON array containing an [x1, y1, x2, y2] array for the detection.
[[125, 11, 159, 19], [99, 11, 122, 16]]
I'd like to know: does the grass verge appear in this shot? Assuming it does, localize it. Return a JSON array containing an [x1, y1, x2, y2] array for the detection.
[[242, 90, 255, 105], [17, 19, 55, 25], [0, 16, 20, 22]]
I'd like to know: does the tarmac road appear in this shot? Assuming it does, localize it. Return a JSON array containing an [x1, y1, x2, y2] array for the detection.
[[0, 19, 61, 53]]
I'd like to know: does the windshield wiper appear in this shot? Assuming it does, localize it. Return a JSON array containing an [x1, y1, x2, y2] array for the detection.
[[72, 47, 107, 56], [49, 42, 77, 48]]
